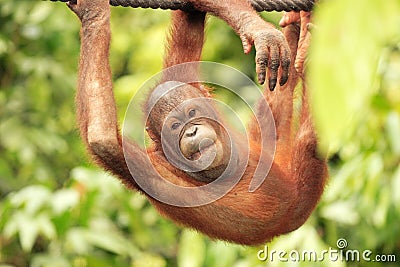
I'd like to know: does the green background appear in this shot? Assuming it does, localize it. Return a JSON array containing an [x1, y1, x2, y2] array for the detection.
[[0, 0, 399, 266]]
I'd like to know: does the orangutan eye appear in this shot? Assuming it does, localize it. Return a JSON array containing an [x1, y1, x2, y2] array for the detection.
[[188, 109, 196, 118], [171, 122, 181, 130]]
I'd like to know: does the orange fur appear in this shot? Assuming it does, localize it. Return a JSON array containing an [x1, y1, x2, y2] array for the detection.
[[70, 0, 328, 245]]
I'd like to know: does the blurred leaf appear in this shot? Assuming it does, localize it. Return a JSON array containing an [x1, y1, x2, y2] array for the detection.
[[386, 111, 400, 155], [320, 201, 359, 225], [132, 254, 166, 267], [309, 0, 400, 154], [65, 228, 91, 255], [36, 213, 57, 239], [66, 217, 140, 257], [177, 230, 205, 267], [78, 229, 129, 255], [15, 212, 39, 252], [9, 185, 51, 214], [205, 241, 239, 267], [31, 255, 70, 267], [3, 210, 56, 252], [51, 188, 80, 215], [392, 166, 400, 206]]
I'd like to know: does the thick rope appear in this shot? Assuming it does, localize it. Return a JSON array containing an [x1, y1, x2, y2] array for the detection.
[[50, 0, 315, 12]]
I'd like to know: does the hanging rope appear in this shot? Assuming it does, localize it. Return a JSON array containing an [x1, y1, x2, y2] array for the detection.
[[50, 0, 315, 12]]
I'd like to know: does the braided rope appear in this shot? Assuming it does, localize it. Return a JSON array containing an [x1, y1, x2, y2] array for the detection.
[[50, 0, 315, 12]]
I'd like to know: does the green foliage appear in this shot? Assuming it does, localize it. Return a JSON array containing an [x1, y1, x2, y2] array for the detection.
[[309, 0, 400, 153], [0, 0, 82, 193], [1, 0, 399, 266], [0, 167, 178, 266]]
